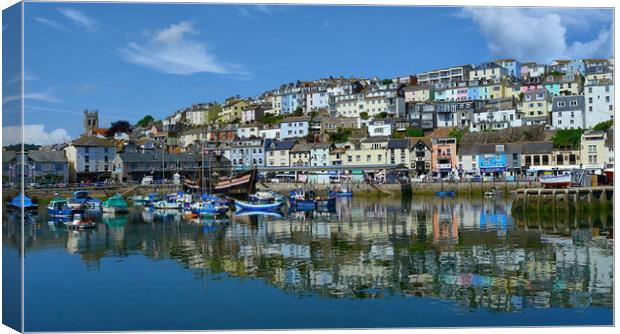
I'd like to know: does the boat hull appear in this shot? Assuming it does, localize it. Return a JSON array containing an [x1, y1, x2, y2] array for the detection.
[[235, 200, 284, 211], [540, 175, 572, 188]]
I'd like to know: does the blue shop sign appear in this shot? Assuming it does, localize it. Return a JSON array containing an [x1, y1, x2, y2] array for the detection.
[[478, 154, 506, 172]]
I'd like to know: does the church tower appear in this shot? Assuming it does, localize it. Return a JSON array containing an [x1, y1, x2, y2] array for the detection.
[[84, 110, 99, 135]]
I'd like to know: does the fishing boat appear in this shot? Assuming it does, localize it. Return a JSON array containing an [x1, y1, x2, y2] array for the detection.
[[153, 200, 181, 210], [66, 214, 97, 230], [67, 191, 92, 210], [540, 173, 572, 188], [47, 196, 73, 218], [288, 190, 317, 210], [235, 191, 285, 212], [102, 194, 129, 214], [7, 193, 38, 212], [435, 191, 456, 197], [191, 200, 229, 215]]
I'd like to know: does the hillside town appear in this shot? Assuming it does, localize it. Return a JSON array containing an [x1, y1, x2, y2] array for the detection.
[[3, 57, 615, 186]]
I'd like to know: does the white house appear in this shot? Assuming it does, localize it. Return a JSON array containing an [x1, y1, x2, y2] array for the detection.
[[259, 124, 281, 140], [305, 90, 329, 111], [64, 135, 116, 183], [309, 143, 331, 167], [584, 79, 614, 129], [237, 124, 261, 139], [367, 119, 392, 137], [470, 109, 522, 132], [551, 95, 585, 130]]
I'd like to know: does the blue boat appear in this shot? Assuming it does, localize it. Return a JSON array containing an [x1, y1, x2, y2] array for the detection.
[[234, 210, 284, 219], [47, 197, 73, 218], [7, 193, 38, 212], [191, 200, 229, 215], [435, 191, 456, 197]]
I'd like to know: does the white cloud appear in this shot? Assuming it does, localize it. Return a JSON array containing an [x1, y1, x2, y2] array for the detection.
[[119, 21, 247, 76], [58, 8, 96, 31], [2, 124, 70, 146], [461, 7, 613, 62], [35, 17, 65, 30], [3, 92, 60, 104]]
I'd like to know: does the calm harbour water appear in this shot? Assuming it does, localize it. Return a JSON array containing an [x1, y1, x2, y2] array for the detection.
[[3, 196, 614, 331]]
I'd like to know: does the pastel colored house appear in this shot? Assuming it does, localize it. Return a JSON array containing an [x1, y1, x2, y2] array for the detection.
[[584, 79, 614, 128], [495, 59, 522, 78], [431, 137, 458, 178], [280, 116, 310, 139], [219, 99, 248, 123], [403, 85, 435, 102], [468, 62, 508, 81]]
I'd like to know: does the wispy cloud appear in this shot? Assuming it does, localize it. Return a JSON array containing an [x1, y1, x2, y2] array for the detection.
[[3, 92, 60, 104], [459, 7, 613, 62], [236, 4, 284, 19], [35, 17, 65, 30], [2, 124, 71, 146], [119, 21, 247, 76], [58, 8, 97, 31]]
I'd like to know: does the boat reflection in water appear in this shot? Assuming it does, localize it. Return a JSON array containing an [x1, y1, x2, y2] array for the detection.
[[3, 196, 613, 330]]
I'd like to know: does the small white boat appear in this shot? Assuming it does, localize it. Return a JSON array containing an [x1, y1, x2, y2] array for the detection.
[[540, 174, 572, 188]]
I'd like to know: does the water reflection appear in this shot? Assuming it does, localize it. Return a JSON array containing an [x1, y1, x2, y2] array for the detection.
[[3, 196, 613, 312]]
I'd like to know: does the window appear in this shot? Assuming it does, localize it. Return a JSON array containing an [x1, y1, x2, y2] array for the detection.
[[533, 155, 540, 165], [85, 165, 90, 172], [569, 100, 578, 107], [85, 156, 89, 162], [588, 144, 597, 153], [104, 156, 108, 162], [605, 96, 610, 102]]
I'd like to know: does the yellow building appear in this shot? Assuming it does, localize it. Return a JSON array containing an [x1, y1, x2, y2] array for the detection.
[[219, 99, 248, 124], [342, 136, 389, 166], [520, 88, 551, 125], [271, 94, 283, 115]]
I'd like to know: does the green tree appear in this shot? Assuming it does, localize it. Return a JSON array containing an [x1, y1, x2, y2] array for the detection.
[[106, 120, 132, 137], [292, 107, 304, 116], [552, 129, 584, 150], [593, 119, 613, 131], [448, 127, 464, 143], [376, 112, 389, 119], [381, 79, 393, 85], [405, 127, 424, 137], [329, 128, 352, 143], [136, 115, 154, 128], [359, 112, 369, 120]]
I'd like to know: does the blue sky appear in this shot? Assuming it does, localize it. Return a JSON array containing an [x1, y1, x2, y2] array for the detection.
[[3, 3, 614, 144]]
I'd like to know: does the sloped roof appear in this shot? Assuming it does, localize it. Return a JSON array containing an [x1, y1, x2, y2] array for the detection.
[[267, 139, 297, 151], [71, 135, 116, 147], [387, 138, 410, 149], [28, 150, 67, 162]]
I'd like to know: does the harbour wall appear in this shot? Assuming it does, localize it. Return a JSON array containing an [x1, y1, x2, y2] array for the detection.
[[257, 180, 543, 197]]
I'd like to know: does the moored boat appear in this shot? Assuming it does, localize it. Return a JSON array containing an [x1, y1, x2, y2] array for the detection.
[[235, 199, 284, 212], [47, 196, 73, 218], [192, 201, 229, 215], [540, 174, 572, 188], [102, 194, 129, 214], [7, 193, 38, 212], [153, 200, 181, 210]]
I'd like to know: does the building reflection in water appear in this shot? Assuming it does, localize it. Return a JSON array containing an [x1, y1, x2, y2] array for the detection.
[[4, 196, 613, 312]]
